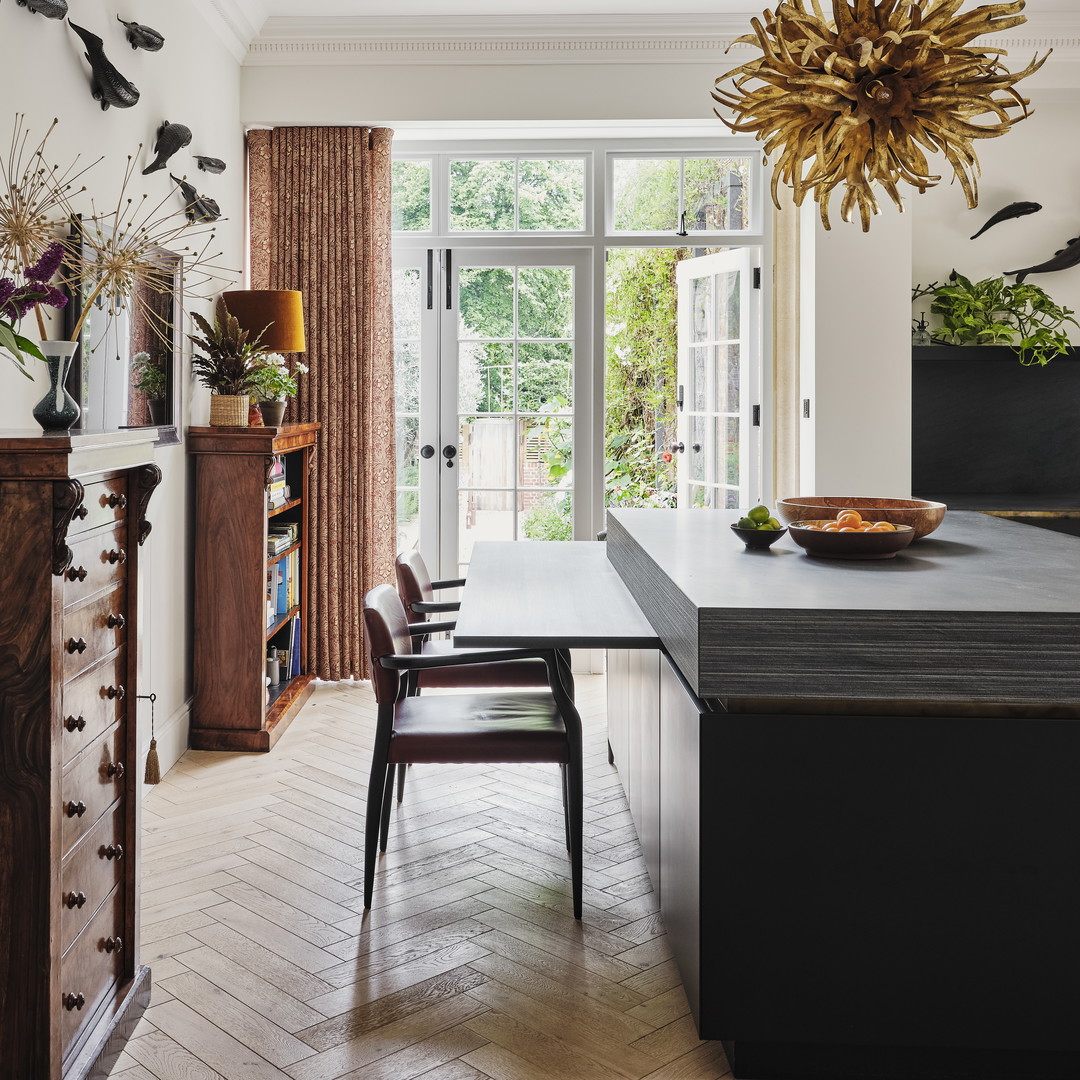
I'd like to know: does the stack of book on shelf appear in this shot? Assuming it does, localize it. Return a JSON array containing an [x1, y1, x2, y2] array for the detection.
[[267, 521, 299, 557], [266, 455, 291, 509], [266, 549, 301, 628]]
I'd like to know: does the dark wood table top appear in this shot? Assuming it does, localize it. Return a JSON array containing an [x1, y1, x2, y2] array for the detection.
[[453, 541, 658, 649]]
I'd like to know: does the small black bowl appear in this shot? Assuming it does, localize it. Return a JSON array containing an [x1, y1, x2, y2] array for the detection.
[[731, 523, 787, 550]]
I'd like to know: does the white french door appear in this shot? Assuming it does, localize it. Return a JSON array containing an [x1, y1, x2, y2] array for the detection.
[[675, 248, 761, 509], [394, 247, 590, 578]]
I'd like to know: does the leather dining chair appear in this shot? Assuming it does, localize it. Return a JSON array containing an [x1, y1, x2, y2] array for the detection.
[[391, 549, 552, 805], [362, 583, 583, 918]]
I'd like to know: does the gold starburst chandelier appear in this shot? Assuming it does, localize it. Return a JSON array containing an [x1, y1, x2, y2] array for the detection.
[[712, 0, 1048, 230]]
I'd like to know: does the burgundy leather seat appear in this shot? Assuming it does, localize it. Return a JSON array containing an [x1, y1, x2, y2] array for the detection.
[[362, 583, 583, 918], [395, 549, 549, 689]]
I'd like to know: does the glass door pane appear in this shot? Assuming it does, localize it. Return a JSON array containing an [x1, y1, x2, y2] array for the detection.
[[675, 248, 759, 510], [442, 248, 587, 575]]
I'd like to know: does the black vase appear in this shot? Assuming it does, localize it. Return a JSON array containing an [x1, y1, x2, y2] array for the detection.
[[32, 342, 81, 432]]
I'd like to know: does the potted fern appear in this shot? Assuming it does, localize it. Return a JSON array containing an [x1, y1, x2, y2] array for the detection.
[[188, 298, 270, 426]]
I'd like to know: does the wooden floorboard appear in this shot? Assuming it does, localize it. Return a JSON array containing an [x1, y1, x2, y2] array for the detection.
[[109, 675, 728, 1080]]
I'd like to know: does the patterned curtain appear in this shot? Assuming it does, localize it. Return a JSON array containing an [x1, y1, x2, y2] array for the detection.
[[247, 126, 396, 680]]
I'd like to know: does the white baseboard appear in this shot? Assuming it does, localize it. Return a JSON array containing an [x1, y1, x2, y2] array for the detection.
[[140, 696, 192, 794]]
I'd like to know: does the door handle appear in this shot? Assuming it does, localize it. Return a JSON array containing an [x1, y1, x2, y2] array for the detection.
[[420, 444, 435, 459], [670, 443, 685, 454], [442, 444, 457, 469]]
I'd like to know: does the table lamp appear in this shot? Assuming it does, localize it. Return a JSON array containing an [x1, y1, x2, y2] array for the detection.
[[222, 289, 306, 353]]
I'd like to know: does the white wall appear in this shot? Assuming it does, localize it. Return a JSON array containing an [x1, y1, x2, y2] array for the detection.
[[911, 91, 1080, 334], [0, 2, 245, 780], [805, 205, 914, 496]]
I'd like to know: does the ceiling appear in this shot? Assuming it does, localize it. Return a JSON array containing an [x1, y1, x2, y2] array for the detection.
[[257, 0, 1076, 14]]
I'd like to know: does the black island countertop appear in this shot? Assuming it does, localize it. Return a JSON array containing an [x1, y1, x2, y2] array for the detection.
[[606, 508, 1080, 708]]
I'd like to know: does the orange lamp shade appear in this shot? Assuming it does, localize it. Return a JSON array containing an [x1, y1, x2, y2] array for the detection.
[[222, 289, 306, 353]]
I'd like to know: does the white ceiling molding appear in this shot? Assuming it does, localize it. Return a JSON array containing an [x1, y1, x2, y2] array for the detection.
[[176, 7, 1080, 67], [192, 0, 267, 61], [246, 14, 759, 65]]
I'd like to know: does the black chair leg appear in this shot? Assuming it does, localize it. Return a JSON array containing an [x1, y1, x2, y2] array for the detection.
[[561, 764, 571, 851], [397, 762, 407, 803], [566, 749, 584, 920], [364, 750, 388, 910], [379, 763, 395, 852]]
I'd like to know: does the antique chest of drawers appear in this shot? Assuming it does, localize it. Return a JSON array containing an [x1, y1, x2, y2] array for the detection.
[[0, 430, 160, 1080]]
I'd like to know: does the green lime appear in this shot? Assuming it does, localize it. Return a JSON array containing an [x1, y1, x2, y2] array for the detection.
[[737, 516, 756, 530], [748, 504, 771, 524], [767, 517, 781, 529]]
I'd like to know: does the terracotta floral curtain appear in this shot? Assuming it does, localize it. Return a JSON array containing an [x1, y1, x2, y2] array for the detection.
[[247, 126, 396, 680]]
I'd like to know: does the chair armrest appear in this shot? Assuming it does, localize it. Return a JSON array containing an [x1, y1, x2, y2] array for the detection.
[[410, 599, 461, 614], [380, 647, 555, 671], [431, 577, 467, 590], [408, 619, 456, 637]]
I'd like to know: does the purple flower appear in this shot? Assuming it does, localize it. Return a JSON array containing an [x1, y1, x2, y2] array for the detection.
[[0, 277, 14, 311], [24, 241, 65, 284]]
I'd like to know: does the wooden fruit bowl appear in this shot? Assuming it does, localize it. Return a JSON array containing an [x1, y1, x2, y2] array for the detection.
[[776, 496, 946, 538]]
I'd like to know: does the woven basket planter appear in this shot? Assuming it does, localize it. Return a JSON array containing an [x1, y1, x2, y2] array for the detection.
[[209, 394, 249, 427]]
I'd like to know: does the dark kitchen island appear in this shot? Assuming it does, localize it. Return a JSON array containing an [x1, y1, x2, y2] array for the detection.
[[603, 508, 1080, 1080]]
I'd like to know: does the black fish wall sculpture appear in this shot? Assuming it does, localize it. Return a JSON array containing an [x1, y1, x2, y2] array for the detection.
[[1006, 237, 1080, 283], [195, 156, 227, 175], [143, 122, 192, 175], [117, 15, 165, 52], [171, 175, 221, 223], [970, 201, 1042, 239], [16, 0, 68, 18], [67, 20, 140, 110]]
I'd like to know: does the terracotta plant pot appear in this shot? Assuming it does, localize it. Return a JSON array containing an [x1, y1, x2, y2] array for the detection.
[[209, 394, 249, 427]]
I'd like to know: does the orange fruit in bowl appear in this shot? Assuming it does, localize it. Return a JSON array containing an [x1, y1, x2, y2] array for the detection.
[[836, 510, 863, 529]]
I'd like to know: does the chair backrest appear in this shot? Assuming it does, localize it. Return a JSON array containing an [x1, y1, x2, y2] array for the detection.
[[395, 549, 433, 616], [363, 584, 413, 704]]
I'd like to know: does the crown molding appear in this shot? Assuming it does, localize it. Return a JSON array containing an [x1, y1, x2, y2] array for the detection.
[[243, 11, 1080, 66], [193, 0, 267, 61]]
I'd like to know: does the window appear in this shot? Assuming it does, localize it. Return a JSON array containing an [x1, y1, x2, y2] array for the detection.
[[610, 154, 755, 234], [449, 157, 587, 232]]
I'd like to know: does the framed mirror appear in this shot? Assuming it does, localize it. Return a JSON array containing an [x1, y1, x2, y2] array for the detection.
[[63, 232, 183, 445]]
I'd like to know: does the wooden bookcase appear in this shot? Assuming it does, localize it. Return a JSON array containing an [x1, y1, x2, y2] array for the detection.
[[188, 422, 320, 751]]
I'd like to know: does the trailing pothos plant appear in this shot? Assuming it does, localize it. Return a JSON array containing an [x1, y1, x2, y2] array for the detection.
[[912, 272, 1078, 367]]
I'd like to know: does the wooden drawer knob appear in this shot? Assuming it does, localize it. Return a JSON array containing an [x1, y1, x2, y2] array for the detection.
[[106, 762, 125, 780], [67, 637, 88, 654], [65, 715, 86, 733], [103, 844, 124, 861], [65, 891, 87, 909], [106, 612, 126, 629], [74, 505, 89, 520], [66, 801, 87, 818], [107, 548, 127, 565], [104, 936, 123, 953], [65, 565, 88, 582], [107, 685, 125, 700], [63, 992, 86, 1011], [107, 493, 127, 509]]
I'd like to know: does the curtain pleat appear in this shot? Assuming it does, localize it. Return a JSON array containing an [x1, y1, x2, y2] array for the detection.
[[246, 126, 396, 680]]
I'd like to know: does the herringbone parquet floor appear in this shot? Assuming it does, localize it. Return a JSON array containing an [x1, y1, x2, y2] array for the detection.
[[108, 675, 731, 1080]]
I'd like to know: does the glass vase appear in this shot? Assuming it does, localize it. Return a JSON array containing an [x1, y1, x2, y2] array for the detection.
[[32, 341, 81, 433]]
